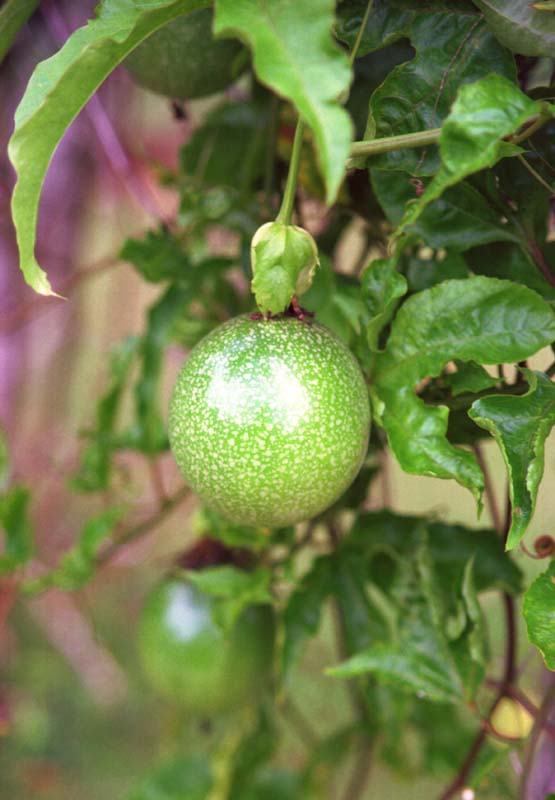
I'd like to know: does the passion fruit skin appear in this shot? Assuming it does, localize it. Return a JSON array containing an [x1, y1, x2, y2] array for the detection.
[[169, 315, 371, 528], [124, 8, 245, 100], [139, 580, 275, 716]]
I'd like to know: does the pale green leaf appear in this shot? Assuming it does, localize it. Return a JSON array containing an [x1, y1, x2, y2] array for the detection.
[[214, 0, 352, 203], [373, 278, 555, 504], [523, 560, 555, 670], [186, 565, 272, 631], [469, 371, 555, 549], [8, 0, 208, 294]]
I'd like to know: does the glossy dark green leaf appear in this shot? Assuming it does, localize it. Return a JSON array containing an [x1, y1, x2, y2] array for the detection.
[[469, 371, 555, 549], [373, 277, 555, 504], [361, 250, 407, 351], [474, 0, 555, 56], [281, 555, 334, 675], [372, 170, 520, 251], [8, 0, 207, 295], [0, 0, 39, 63], [185, 565, 272, 630], [72, 337, 139, 492], [466, 243, 555, 308], [394, 75, 545, 240], [120, 229, 191, 283], [337, 0, 516, 174], [0, 487, 33, 576], [523, 560, 555, 670]]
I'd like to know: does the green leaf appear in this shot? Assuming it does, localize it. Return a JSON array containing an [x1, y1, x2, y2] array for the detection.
[[229, 708, 279, 798], [0, 0, 39, 64], [0, 487, 34, 576], [373, 277, 555, 504], [214, 0, 352, 203], [405, 251, 470, 293], [361, 250, 408, 352], [393, 74, 545, 240], [466, 242, 555, 307], [127, 754, 212, 800], [120, 229, 191, 283], [474, 0, 555, 56], [337, 1, 516, 175], [469, 370, 555, 549], [523, 560, 555, 670], [8, 0, 207, 295], [185, 565, 273, 631], [281, 555, 334, 675], [250, 223, 319, 315], [329, 532, 466, 704], [444, 362, 499, 397], [26, 507, 123, 593], [72, 337, 139, 492], [372, 170, 520, 251]]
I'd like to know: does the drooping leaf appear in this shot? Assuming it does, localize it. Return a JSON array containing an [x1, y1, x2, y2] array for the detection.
[[281, 555, 334, 675], [72, 337, 139, 492], [523, 560, 555, 670], [214, 0, 353, 203], [474, 0, 555, 57], [361, 249, 408, 351], [0, 487, 34, 576], [120, 229, 191, 283], [372, 170, 520, 251], [469, 371, 555, 549], [372, 277, 555, 504], [8, 0, 207, 294], [0, 0, 39, 64], [185, 565, 273, 631], [337, 0, 516, 175], [393, 75, 546, 241]]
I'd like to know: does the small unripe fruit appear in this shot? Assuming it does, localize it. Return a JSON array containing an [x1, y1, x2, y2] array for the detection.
[[125, 9, 245, 100], [169, 315, 371, 528], [139, 579, 274, 715]]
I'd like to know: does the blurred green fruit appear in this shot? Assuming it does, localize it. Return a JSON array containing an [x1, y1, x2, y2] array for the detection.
[[125, 8, 246, 100], [139, 579, 274, 715], [169, 314, 371, 528]]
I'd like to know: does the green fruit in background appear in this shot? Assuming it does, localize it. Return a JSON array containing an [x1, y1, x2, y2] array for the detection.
[[139, 579, 274, 715], [169, 315, 371, 528], [124, 8, 246, 100]]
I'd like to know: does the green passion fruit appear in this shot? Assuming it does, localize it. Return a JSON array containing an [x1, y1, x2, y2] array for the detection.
[[124, 8, 246, 100], [139, 579, 274, 715], [169, 314, 371, 528]]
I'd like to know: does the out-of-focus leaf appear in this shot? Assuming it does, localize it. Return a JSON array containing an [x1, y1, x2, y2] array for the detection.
[[523, 560, 555, 670], [26, 507, 123, 593], [394, 75, 545, 241], [229, 708, 279, 799], [474, 0, 555, 56], [337, 0, 516, 175], [72, 337, 139, 492], [185, 565, 272, 631], [372, 170, 520, 251], [239, 769, 303, 800], [8, 0, 207, 295], [328, 533, 467, 704], [120, 229, 191, 283], [281, 555, 334, 675], [127, 754, 212, 800], [362, 249, 407, 351], [405, 251, 470, 293], [444, 362, 499, 397], [466, 243, 555, 308], [0, 0, 39, 64], [469, 371, 555, 549], [372, 277, 555, 504], [0, 487, 33, 576], [214, 0, 352, 204], [192, 506, 271, 551]]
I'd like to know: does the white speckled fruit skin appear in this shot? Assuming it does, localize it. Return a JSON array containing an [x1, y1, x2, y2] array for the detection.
[[169, 315, 371, 528]]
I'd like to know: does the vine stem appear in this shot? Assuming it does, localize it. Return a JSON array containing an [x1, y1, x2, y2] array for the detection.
[[348, 0, 374, 67], [276, 119, 305, 225]]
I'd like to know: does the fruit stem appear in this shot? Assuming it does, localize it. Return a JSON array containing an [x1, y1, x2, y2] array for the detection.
[[276, 118, 305, 225]]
